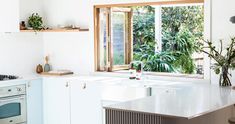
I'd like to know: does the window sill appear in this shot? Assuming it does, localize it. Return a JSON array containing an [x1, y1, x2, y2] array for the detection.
[[143, 72, 204, 79], [92, 71, 208, 83]]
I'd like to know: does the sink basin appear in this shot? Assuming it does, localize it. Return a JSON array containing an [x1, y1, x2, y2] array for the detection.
[[101, 78, 183, 102], [102, 85, 151, 102]]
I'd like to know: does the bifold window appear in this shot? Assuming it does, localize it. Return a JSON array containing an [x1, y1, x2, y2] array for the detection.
[[94, 0, 205, 78]]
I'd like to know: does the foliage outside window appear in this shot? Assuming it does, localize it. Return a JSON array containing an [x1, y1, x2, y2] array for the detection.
[[133, 5, 204, 75]]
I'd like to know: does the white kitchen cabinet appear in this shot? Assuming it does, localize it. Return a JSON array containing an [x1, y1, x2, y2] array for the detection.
[[42, 78, 70, 124], [42, 77, 103, 124], [70, 80, 102, 124], [0, 0, 19, 32], [26, 79, 43, 124]]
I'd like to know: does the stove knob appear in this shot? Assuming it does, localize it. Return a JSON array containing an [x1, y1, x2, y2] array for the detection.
[[17, 88, 22, 91]]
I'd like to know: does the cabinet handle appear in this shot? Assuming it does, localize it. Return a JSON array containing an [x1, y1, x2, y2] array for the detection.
[[66, 82, 69, 87], [28, 82, 31, 88], [82, 83, 86, 89]]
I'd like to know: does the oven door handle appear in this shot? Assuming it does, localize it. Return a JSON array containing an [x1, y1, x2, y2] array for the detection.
[[0, 95, 25, 105]]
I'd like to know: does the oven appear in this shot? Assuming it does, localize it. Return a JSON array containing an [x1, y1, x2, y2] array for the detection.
[[0, 85, 26, 124]]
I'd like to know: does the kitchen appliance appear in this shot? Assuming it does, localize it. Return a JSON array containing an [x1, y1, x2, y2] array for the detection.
[[0, 85, 26, 124], [0, 75, 19, 81]]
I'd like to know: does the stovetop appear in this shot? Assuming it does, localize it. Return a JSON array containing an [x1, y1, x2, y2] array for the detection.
[[0, 75, 19, 81]]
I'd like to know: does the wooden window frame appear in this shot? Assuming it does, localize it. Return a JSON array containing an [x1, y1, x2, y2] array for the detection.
[[94, 0, 206, 74], [111, 8, 133, 71], [94, 0, 204, 8], [95, 7, 133, 72]]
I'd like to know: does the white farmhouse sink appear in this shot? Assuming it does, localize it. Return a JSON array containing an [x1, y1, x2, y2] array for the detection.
[[101, 78, 182, 103], [102, 85, 151, 102]]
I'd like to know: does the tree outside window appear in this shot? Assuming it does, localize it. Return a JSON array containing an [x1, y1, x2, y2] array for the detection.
[[133, 5, 204, 75]]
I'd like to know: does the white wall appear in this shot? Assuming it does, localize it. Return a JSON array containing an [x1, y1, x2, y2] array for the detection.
[[43, 32, 93, 74], [20, 0, 44, 23], [41, 0, 95, 75], [0, 0, 44, 75], [212, 0, 235, 40], [0, 33, 43, 75]]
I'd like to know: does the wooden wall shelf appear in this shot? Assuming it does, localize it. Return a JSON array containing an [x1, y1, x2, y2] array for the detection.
[[20, 28, 89, 32]]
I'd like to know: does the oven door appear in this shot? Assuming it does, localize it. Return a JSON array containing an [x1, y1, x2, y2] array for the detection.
[[0, 95, 26, 124]]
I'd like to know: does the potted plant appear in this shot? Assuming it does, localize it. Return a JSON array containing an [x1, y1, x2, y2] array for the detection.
[[200, 37, 235, 86], [28, 13, 44, 31]]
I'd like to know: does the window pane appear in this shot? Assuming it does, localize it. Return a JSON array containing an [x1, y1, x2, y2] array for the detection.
[[99, 9, 107, 70], [112, 12, 125, 65], [132, 5, 204, 75], [161, 5, 204, 75], [0, 103, 21, 119]]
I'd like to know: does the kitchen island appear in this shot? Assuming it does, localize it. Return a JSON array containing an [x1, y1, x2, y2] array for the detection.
[[104, 82, 235, 124]]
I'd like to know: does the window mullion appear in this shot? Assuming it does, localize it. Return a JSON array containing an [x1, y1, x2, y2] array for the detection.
[[106, 8, 113, 72], [154, 5, 162, 52]]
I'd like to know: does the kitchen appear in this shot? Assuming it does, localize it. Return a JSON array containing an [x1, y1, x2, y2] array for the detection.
[[1, 0, 235, 124]]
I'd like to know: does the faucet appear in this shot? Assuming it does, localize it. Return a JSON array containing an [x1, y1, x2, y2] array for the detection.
[[129, 61, 143, 80]]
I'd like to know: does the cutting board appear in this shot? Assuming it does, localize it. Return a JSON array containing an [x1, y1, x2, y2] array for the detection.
[[40, 71, 74, 76]]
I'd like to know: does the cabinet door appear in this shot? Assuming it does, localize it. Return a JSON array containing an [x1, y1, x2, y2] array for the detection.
[[27, 79, 43, 124], [70, 80, 102, 124], [43, 78, 70, 124], [0, 0, 19, 32]]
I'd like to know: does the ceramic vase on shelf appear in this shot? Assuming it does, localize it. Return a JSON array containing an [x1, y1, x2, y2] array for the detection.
[[44, 56, 51, 72], [36, 64, 43, 74]]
